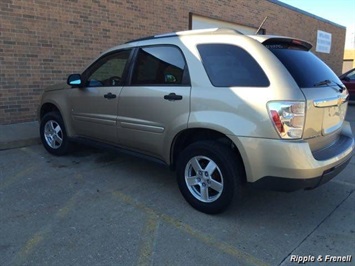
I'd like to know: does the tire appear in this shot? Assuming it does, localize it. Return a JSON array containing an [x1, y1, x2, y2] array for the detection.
[[40, 112, 70, 156], [176, 141, 243, 214]]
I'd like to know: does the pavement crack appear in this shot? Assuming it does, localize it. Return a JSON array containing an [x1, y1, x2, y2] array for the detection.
[[278, 189, 354, 266]]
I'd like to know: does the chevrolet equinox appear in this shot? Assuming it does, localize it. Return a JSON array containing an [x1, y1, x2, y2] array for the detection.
[[39, 29, 354, 214]]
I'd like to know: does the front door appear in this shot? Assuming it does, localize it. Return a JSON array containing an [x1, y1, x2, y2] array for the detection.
[[70, 49, 131, 143]]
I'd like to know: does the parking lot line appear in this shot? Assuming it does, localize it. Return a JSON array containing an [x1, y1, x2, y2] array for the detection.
[[14, 230, 48, 265], [112, 191, 269, 266], [12, 188, 84, 265], [0, 165, 37, 190], [137, 214, 160, 266]]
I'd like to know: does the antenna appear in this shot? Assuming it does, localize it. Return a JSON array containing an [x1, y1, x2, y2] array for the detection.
[[255, 16, 268, 34]]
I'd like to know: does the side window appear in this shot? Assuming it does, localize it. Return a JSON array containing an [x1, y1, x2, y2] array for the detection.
[[86, 50, 131, 87], [197, 44, 269, 87], [131, 46, 187, 86]]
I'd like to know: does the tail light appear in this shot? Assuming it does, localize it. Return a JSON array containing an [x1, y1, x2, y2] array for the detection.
[[267, 101, 305, 139]]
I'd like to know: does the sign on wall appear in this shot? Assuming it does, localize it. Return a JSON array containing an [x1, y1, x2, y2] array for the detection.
[[316, 30, 332, 53]]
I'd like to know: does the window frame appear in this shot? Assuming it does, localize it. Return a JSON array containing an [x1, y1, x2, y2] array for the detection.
[[127, 45, 191, 87], [81, 48, 134, 87]]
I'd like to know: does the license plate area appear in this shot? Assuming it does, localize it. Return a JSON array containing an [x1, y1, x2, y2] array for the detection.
[[322, 104, 347, 135]]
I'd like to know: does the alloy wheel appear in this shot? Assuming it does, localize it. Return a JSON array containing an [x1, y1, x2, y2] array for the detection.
[[184, 156, 224, 203], [44, 120, 63, 149]]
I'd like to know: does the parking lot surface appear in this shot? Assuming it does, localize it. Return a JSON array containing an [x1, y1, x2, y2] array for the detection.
[[1, 107, 354, 266]]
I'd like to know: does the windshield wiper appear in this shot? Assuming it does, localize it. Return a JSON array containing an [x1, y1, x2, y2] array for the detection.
[[313, 79, 345, 93]]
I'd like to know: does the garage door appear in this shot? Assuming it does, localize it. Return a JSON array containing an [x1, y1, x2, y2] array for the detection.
[[191, 14, 260, 35]]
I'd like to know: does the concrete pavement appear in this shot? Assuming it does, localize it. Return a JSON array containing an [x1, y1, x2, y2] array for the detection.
[[0, 121, 40, 150], [0, 132, 354, 265]]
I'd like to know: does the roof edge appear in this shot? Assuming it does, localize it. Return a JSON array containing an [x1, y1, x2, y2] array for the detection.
[[126, 28, 243, 44]]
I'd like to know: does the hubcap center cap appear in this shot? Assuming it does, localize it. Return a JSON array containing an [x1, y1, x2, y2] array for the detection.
[[197, 171, 210, 184]]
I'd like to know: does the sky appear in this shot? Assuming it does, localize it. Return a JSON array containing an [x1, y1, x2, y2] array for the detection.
[[278, 0, 355, 49]]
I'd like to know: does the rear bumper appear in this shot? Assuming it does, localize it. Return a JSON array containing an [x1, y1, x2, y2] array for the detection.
[[250, 156, 351, 191], [230, 121, 354, 191]]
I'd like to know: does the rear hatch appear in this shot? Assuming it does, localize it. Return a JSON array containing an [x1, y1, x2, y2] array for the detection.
[[263, 37, 349, 154]]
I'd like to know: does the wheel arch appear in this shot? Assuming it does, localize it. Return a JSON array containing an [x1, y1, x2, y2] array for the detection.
[[39, 102, 61, 120], [39, 101, 74, 137], [170, 128, 246, 183]]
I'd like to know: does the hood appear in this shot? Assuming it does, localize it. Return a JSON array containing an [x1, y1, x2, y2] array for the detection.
[[44, 82, 70, 92]]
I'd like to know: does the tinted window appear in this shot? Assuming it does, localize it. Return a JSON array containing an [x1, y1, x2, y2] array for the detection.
[[270, 49, 341, 88], [197, 44, 269, 87], [131, 46, 188, 86], [85, 50, 131, 87]]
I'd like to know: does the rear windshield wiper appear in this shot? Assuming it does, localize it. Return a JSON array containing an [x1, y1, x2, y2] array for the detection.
[[313, 79, 345, 93]]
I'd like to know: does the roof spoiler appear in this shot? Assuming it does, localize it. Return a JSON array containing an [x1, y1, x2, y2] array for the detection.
[[262, 37, 312, 51]]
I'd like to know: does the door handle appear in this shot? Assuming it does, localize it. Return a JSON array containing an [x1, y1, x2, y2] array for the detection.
[[164, 93, 183, 101], [104, 92, 116, 99]]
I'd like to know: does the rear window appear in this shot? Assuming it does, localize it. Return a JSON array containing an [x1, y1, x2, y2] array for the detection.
[[269, 48, 341, 88], [197, 44, 269, 87]]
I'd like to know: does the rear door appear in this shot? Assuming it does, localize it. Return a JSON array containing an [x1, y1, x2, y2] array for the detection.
[[267, 41, 349, 151], [117, 45, 191, 159]]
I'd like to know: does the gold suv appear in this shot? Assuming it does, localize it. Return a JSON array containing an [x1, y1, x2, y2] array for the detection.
[[39, 29, 354, 214]]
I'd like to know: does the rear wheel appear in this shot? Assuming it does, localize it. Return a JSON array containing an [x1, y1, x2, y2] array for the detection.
[[176, 141, 242, 214], [40, 112, 70, 156]]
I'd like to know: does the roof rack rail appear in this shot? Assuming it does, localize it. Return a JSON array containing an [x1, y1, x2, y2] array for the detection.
[[125, 28, 242, 44]]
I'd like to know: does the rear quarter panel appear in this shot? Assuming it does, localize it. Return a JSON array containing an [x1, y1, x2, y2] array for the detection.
[[178, 34, 306, 138]]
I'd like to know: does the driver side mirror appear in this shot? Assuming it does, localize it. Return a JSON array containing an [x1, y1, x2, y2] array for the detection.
[[67, 74, 82, 87]]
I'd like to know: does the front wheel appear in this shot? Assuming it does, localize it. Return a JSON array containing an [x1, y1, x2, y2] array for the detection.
[[176, 141, 243, 214], [40, 112, 70, 156]]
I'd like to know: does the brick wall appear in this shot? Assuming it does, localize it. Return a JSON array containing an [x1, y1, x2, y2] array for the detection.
[[0, 0, 346, 124]]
